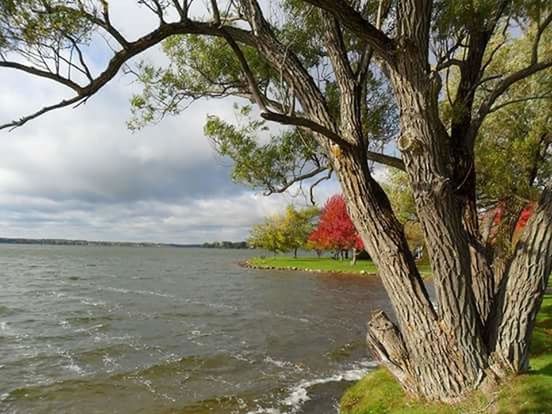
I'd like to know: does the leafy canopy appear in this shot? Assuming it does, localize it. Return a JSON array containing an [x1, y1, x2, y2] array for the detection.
[[248, 204, 319, 254], [308, 195, 363, 253]]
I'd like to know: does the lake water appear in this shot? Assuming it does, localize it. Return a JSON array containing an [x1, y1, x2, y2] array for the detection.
[[0, 245, 395, 413]]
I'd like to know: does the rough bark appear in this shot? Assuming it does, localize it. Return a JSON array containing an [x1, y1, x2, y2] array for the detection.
[[335, 150, 487, 401], [463, 190, 496, 324], [489, 186, 552, 374], [385, 59, 487, 392]]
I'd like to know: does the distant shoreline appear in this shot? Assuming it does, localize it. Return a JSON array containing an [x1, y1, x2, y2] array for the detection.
[[242, 256, 378, 276], [243, 256, 433, 277], [0, 238, 249, 249]]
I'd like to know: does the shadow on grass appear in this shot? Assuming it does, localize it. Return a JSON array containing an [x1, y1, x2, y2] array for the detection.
[[531, 361, 552, 376]]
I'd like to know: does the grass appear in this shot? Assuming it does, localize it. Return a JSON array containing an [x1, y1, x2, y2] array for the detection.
[[247, 256, 432, 275], [340, 285, 552, 414]]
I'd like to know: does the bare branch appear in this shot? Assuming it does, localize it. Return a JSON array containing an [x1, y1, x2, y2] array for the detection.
[[302, 0, 395, 62], [0, 21, 255, 130], [171, 0, 186, 20], [532, 11, 552, 65], [366, 150, 405, 171], [309, 168, 333, 205], [470, 58, 552, 143], [264, 166, 328, 196], [138, 0, 166, 23], [488, 92, 552, 114], [260, 111, 352, 149], [0, 95, 84, 131], [0, 60, 83, 92], [42, 4, 130, 49]]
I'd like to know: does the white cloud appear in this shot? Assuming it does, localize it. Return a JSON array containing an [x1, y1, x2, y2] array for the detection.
[[0, 1, 381, 244]]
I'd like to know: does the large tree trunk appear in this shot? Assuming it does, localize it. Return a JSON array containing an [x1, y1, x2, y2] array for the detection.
[[240, 0, 552, 402], [463, 181, 496, 324], [333, 40, 552, 398], [336, 143, 552, 401], [335, 149, 552, 404], [335, 151, 489, 401], [489, 187, 552, 374]]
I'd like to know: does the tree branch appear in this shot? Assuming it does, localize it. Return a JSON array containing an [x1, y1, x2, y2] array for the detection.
[[263, 166, 328, 196], [260, 111, 352, 149], [470, 58, 552, 145], [302, 0, 395, 62], [366, 310, 415, 393], [309, 168, 333, 205], [488, 92, 552, 114], [0, 21, 255, 130], [366, 150, 405, 171], [42, 4, 130, 49], [0, 60, 83, 92]]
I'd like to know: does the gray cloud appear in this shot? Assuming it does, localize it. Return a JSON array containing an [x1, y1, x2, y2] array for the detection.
[[0, 1, 347, 244]]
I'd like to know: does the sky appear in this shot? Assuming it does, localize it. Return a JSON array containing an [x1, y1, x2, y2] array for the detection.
[[0, 1, 348, 244]]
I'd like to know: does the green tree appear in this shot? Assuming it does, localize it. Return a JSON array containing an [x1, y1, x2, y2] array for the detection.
[[248, 205, 318, 257], [248, 215, 286, 254], [383, 170, 426, 262], [281, 205, 319, 258], [383, 170, 417, 225], [2, 0, 552, 402]]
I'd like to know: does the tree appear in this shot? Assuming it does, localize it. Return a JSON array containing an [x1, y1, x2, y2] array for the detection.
[[248, 205, 318, 257], [281, 204, 319, 257], [1, 0, 551, 402], [308, 194, 363, 261], [248, 215, 285, 254], [383, 170, 429, 263]]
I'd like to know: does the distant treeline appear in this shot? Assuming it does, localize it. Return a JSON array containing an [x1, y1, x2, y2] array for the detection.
[[0, 238, 248, 249], [201, 241, 249, 249]]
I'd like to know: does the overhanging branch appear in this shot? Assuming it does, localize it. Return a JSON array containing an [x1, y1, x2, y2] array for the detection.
[[302, 0, 395, 62], [0, 21, 255, 131], [469, 58, 552, 145]]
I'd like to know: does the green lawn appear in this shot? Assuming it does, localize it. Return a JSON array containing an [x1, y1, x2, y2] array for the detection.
[[340, 285, 552, 413], [247, 256, 432, 275]]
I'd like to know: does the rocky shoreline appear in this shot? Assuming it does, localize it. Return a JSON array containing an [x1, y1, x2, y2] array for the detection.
[[240, 260, 375, 275]]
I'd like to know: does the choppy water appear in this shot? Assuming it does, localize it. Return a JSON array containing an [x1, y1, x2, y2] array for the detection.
[[0, 245, 395, 414]]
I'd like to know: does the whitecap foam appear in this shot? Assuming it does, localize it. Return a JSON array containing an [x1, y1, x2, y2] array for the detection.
[[233, 353, 256, 364], [249, 360, 377, 414], [135, 377, 176, 403], [102, 354, 119, 371], [100, 286, 175, 299], [264, 357, 304, 372], [58, 350, 86, 375]]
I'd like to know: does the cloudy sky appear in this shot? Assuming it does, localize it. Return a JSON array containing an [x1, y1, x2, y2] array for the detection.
[[0, 1, 346, 244]]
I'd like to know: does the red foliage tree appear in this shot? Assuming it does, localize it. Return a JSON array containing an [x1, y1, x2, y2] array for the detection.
[[308, 195, 363, 253], [486, 201, 536, 244]]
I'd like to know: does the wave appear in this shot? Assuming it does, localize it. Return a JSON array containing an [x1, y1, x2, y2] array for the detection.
[[249, 360, 377, 414], [263, 356, 305, 373], [98, 286, 176, 299], [0, 304, 19, 316]]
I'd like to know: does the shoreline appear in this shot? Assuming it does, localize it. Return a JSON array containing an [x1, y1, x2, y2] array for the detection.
[[240, 259, 378, 276], [242, 256, 433, 277]]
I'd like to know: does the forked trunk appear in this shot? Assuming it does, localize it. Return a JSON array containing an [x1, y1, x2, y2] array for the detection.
[[244, 0, 552, 401], [333, 135, 552, 402], [489, 187, 552, 374], [335, 151, 488, 401]]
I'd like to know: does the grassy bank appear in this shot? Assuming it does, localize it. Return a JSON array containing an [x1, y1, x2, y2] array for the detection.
[[247, 256, 432, 275], [340, 286, 552, 413]]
